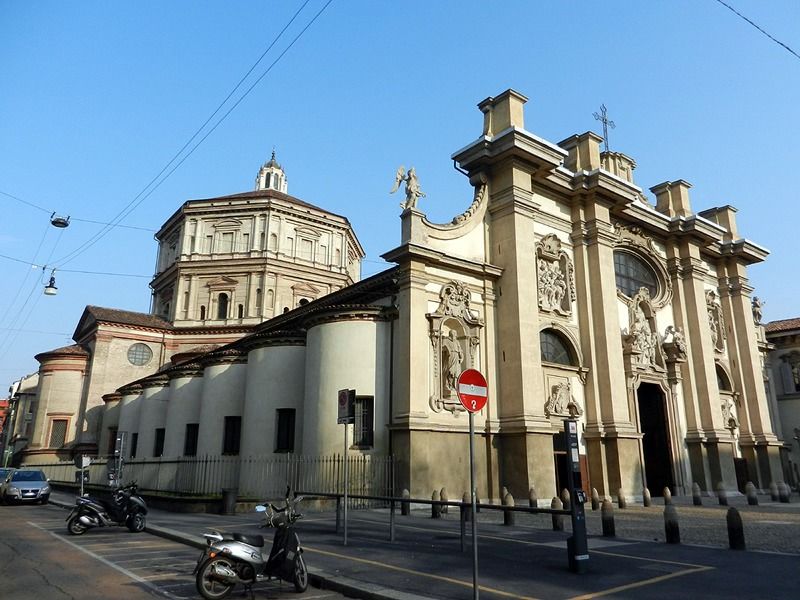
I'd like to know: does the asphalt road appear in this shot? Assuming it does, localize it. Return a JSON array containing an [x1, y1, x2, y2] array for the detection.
[[0, 503, 347, 600]]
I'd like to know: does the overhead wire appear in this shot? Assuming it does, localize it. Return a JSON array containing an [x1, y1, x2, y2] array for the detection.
[[713, 0, 800, 61], [51, 0, 331, 269]]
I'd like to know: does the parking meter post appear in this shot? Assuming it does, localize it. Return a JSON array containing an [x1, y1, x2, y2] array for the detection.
[[564, 419, 589, 574]]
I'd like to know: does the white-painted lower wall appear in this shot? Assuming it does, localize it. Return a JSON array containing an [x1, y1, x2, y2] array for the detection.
[[196, 362, 247, 456], [163, 375, 204, 457]]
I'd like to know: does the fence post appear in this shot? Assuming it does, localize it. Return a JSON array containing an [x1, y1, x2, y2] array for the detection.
[[335, 496, 341, 533], [389, 499, 395, 542]]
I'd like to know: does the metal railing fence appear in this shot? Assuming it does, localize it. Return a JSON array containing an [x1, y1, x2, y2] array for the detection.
[[29, 453, 394, 501]]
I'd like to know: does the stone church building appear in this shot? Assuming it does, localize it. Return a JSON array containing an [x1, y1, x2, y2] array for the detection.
[[16, 89, 788, 502]]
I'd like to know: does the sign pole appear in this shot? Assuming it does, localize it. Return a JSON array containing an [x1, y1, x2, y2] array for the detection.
[[469, 411, 479, 600], [343, 420, 349, 547]]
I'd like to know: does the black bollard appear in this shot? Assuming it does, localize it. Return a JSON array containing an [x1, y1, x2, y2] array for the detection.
[[601, 499, 615, 537], [745, 482, 758, 506], [503, 492, 515, 526], [591, 487, 600, 511], [692, 482, 703, 506], [643, 488, 652, 507], [727, 507, 745, 550], [401, 488, 410, 516], [551, 497, 564, 532], [431, 490, 441, 519], [529, 486, 538, 508], [664, 504, 680, 544]]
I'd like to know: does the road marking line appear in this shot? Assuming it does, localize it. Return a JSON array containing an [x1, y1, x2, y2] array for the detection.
[[567, 565, 714, 599], [591, 549, 710, 569], [305, 546, 541, 600], [28, 522, 189, 600]]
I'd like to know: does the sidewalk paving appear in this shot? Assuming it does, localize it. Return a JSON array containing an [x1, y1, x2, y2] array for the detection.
[[50, 491, 800, 600]]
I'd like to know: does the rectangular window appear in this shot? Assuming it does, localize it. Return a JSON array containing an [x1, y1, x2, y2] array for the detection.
[[48, 419, 68, 448], [222, 416, 241, 455], [107, 428, 118, 455], [205, 235, 213, 254], [153, 428, 165, 457], [275, 409, 296, 453], [130, 432, 139, 458], [221, 231, 234, 253], [353, 396, 374, 448], [184, 423, 199, 456], [300, 238, 313, 260], [242, 232, 249, 251]]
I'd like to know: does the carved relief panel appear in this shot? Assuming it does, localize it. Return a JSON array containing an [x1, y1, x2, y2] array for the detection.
[[536, 234, 575, 316], [543, 377, 583, 418], [427, 281, 483, 413]]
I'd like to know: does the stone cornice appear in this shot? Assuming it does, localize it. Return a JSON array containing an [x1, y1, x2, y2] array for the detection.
[[718, 239, 769, 265], [165, 362, 205, 379], [102, 392, 123, 404], [452, 127, 567, 178], [200, 347, 248, 367], [381, 242, 503, 280], [118, 383, 144, 396], [302, 305, 392, 329], [239, 330, 307, 352], [140, 374, 171, 389]]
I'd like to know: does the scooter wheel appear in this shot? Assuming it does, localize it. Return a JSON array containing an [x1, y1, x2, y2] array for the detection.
[[196, 557, 235, 600], [67, 516, 87, 536], [126, 513, 146, 533], [293, 554, 308, 593]]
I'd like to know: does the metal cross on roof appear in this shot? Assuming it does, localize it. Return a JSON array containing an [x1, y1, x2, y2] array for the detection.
[[593, 104, 615, 152]]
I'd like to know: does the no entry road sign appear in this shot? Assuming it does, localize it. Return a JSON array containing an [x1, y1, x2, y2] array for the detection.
[[457, 369, 488, 413]]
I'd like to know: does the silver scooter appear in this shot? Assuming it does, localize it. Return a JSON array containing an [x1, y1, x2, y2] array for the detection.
[[194, 488, 308, 599]]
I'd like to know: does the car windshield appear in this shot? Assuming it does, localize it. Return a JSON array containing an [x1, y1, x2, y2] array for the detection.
[[11, 471, 46, 482], [0, 469, 11, 480]]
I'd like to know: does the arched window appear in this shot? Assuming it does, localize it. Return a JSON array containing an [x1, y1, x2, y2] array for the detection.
[[268, 233, 278, 251], [217, 293, 229, 319], [716, 364, 733, 391], [199, 305, 206, 320], [540, 329, 576, 366], [613, 251, 658, 298]]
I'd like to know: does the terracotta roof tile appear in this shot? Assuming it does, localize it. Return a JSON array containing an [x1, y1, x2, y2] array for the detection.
[[765, 317, 800, 333], [85, 306, 172, 330], [35, 344, 89, 361]]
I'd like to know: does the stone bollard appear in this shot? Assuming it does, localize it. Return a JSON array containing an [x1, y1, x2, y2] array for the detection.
[[778, 482, 790, 503], [716, 482, 728, 506], [551, 497, 564, 531], [431, 490, 441, 519], [591, 488, 600, 511], [462, 491, 471, 522], [727, 507, 745, 550], [692, 482, 703, 506], [618, 488, 627, 509], [601, 499, 615, 537], [745, 482, 758, 506], [769, 481, 779, 501], [501, 486, 509, 502], [503, 492, 515, 526], [561, 488, 571, 511], [529, 486, 538, 508], [440, 487, 449, 514], [663, 487, 672, 505], [664, 504, 680, 544], [643, 488, 652, 507], [401, 489, 410, 516]]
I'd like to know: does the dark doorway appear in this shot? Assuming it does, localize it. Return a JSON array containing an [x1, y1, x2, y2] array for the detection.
[[637, 383, 674, 495], [553, 431, 568, 495]]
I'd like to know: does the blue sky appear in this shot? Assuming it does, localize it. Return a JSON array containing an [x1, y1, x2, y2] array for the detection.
[[1, 0, 798, 382]]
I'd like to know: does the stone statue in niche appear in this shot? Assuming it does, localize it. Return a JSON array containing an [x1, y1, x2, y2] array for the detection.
[[441, 330, 464, 396], [752, 296, 765, 324], [662, 325, 687, 362], [622, 287, 664, 370], [544, 381, 583, 418], [536, 234, 575, 316], [721, 396, 738, 430], [706, 290, 726, 352], [427, 280, 484, 413]]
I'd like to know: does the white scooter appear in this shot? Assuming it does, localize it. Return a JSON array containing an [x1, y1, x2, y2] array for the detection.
[[194, 488, 308, 599]]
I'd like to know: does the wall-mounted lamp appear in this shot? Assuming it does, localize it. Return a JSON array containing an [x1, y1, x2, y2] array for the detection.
[[44, 269, 58, 296]]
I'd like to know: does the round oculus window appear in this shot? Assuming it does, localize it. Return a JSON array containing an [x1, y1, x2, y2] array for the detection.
[[127, 343, 153, 366], [613, 251, 658, 298]]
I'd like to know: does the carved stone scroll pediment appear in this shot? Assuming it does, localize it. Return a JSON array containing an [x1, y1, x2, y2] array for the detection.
[[544, 380, 583, 418], [622, 287, 666, 373], [536, 234, 575, 316]]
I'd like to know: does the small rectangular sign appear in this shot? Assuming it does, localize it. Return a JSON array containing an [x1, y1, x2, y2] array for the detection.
[[337, 388, 355, 424]]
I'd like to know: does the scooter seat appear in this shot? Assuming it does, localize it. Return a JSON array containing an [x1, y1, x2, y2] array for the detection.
[[233, 533, 264, 547]]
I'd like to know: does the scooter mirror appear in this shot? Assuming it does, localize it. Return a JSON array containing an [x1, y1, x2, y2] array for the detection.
[[255, 505, 267, 512]]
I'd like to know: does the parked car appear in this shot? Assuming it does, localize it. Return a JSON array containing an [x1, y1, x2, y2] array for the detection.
[[1, 469, 50, 504], [0, 468, 13, 484]]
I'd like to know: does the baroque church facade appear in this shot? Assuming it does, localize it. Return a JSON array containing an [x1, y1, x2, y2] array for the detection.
[[15, 89, 789, 502]]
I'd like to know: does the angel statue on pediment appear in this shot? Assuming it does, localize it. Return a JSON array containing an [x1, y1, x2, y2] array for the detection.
[[390, 165, 426, 210]]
